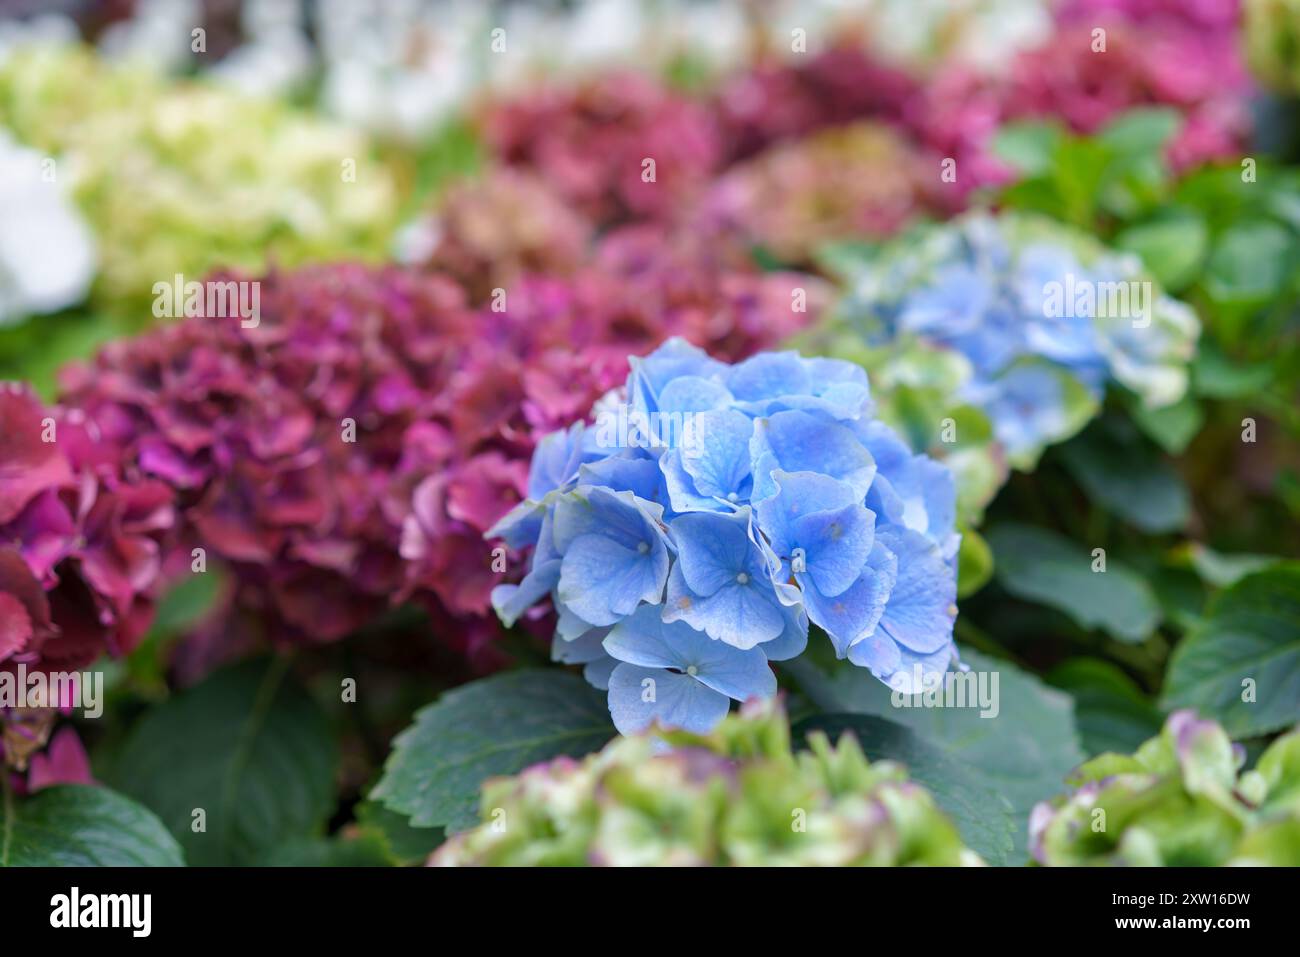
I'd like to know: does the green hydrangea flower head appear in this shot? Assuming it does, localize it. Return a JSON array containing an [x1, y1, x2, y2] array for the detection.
[[431, 698, 982, 867], [0, 43, 401, 319], [1031, 711, 1300, 866]]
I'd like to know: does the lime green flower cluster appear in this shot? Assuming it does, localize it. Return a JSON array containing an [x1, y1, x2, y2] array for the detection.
[[1245, 0, 1300, 95], [430, 700, 980, 867], [0, 44, 401, 320], [1031, 711, 1300, 866]]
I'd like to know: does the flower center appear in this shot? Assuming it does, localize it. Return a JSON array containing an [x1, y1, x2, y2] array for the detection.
[[686, 665, 698, 676], [727, 491, 739, 502], [736, 572, 750, 585], [637, 541, 650, 554]]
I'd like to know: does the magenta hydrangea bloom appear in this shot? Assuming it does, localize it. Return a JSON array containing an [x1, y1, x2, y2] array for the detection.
[[697, 122, 944, 266], [410, 168, 594, 304], [0, 384, 172, 774], [0, 384, 173, 675], [480, 71, 724, 227], [59, 258, 822, 672], [909, 11, 1250, 195], [711, 40, 920, 162]]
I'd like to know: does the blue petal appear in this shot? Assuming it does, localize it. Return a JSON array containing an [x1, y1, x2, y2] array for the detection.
[[749, 410, 876, 502], [855, 421, 956, 545], [491, 557, 559, 627], [802, 540, 898, 657], [485, 498, 546, 550], [898, 263, 993, 339], [555, 601, 598, 641], [607, 664, 731, 734], [664, 560, 786, 649], [660, 449, 731, 514], [583, 655, 618, 691], [603, 603, 777, 699], [603, 603, 692, 670], [669, 507, 764, 597], [726, 351, 813, 403], [528, 422, 588, 499], [558, 532, 669, 626], [758, 604, 810, 661], [551, 485, 666, 554], [875, 526, 957, 654], [679, 408, 754, 500], [753, 470, 874, 599], [551, 626, 611, 664], [578, 453, 668, 506], [657, 375, 734, 413], [628, 338, 728, 415], [876, 644, 956, 694], [846, 629, 902, 678]]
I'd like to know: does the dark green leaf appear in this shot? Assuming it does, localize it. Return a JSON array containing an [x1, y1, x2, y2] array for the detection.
[[1096, 107, 1181, 157], [1114, 216, 1207, 292], [987, 523, 1161, 642], [110, 658, 338, 866], [1128, 394, 1204, 455], [258, 833, 392, 867], [1162, 564, 1300, 737], [1, 784, 184, 866], [991, 121, 1063, 176], [786, 649, 1082, 862], [355, 800, 444, 866], [1048, 658, 1162, 756], [1057, 419, 1190, 533], [371, 670, 614, 833], [1192, 346, 1275, 398], [957, 526, 994, 598]]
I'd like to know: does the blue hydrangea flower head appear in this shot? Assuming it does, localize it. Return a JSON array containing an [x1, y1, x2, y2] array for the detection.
[[489, 338, 961, 733], [831, 211, 1199, 469]]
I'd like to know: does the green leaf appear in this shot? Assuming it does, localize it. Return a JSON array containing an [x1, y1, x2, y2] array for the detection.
[[1057, 419, 1190, 533], [812, 239, 880, 279], [1162, 564, 1300, 737], [258, 833, 392, 867], [149, 567, 226, 633], [1185, 544, 1279, 588], [109, 658, 338, 866], [1204, 222, 1293, 307], [991, 121, 1062, 175], [1128, 394, 1204, 455], [1192, 345, 1275, 398], [1047, 658, 1163, 757], [987, 523, 1161, 642], [1, 784, 184, 866], [787, 649, 1082, 863], [1096, 107, 1181, 157], [355, 800, 444, 866], [371, 670, 615, 833], [1114, 216, 1207, 292], [956, 526, 994, 598], [792, 712, 1016, 865]]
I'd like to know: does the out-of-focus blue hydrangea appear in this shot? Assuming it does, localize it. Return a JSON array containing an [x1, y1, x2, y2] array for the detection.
[[831, 212, 1199, 467], [489, 338, 961, 734]]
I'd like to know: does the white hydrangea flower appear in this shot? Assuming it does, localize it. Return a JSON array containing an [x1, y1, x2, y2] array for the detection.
[[0, 130, 96, 326]]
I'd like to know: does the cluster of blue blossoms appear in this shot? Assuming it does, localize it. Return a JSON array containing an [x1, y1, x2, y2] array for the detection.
[[489, 338, 960, 734], [841, 213, 1198, 462]]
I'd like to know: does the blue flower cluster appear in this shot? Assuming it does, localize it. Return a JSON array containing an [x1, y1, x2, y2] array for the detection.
[[842, 213, 1198, 462], [489, 338, 960, 734]]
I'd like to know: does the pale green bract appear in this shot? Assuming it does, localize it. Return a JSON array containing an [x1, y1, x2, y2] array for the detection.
[[1030, 711, 1300, 866], [0, 43, 401, 320], [430, 699, 982, 867]]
